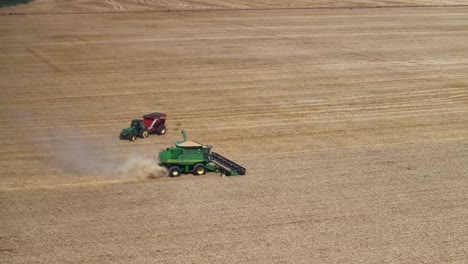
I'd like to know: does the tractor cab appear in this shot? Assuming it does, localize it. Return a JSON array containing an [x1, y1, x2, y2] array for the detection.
[[130, 119, 145, 130]]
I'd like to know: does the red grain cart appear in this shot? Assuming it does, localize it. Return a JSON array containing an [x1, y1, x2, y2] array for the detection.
[[143, 112, 167, 135]]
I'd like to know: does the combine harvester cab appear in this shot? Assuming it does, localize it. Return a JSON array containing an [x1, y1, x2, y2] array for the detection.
[[158, 130, 246, 177]]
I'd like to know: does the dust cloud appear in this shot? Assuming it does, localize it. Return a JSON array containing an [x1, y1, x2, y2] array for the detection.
[[50, 136, 166, 180], [53, 137, 166, 180], [116, 155, 166, 180]]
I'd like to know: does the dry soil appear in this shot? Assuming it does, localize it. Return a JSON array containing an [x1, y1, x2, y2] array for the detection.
[[1, 1, 467, 263]]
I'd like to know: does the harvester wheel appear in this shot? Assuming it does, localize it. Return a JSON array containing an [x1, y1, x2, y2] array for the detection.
[[130, 135, 137, 141], [168, 166, 181, 177], [156, 125, 166, 135], [193, 164, 206, 176], [139, 129, 149, 138]]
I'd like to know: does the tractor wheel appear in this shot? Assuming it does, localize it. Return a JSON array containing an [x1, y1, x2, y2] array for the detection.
[[193, 163, 206, 176], [139, 129, 149, 138], [130, 134, 137, 141], [168, 166, 181, 177], [156, 125, 166, 135]]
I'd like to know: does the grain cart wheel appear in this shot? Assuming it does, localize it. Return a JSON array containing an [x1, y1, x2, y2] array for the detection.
[[168, 166, 181, 177], [139, 129, 149, 138], [193, 163, 206, 176], [156, 125, 166, 135]]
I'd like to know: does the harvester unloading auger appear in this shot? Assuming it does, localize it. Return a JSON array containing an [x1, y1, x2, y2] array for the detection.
[[158, 130, 246, 177]]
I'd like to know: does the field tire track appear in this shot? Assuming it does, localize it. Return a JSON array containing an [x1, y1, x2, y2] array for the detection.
[[106, 0, 124, 11], [26, 48, 64, 73]]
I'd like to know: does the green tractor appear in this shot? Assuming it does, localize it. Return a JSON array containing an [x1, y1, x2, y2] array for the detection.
[[120, 120, 148, 141], [158, 130, 246, 177]]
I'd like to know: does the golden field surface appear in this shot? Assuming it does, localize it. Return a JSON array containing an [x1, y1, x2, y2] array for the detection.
[[1, 1, 468, 263]]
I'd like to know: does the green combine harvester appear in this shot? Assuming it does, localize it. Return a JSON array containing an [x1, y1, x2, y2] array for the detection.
[[158, 130, 246, 177]]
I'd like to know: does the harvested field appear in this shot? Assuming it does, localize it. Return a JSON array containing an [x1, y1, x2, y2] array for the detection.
[[2, 0, 468, 13], [1, 1, 467, 263]]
